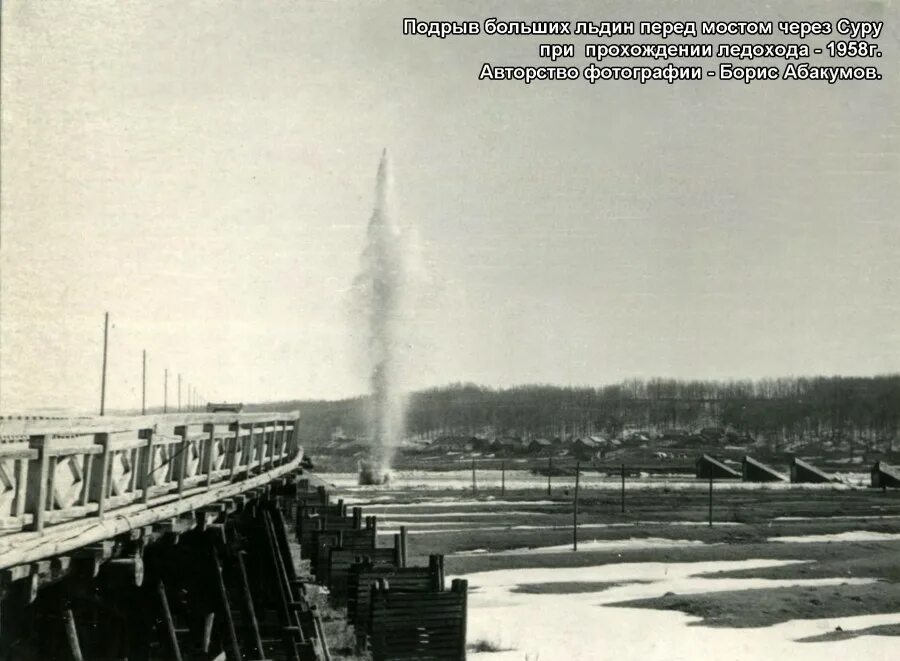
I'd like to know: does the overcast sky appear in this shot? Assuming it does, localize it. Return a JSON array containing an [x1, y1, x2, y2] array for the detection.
[[1, 0, 898, 414]]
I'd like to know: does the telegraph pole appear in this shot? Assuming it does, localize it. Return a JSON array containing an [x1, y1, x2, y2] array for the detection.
[[164, 368, 168, 413], [99, 312, 109, 416], [573, 461, 581, 551], [547, 457, 552, 495], [141, 350, 147, 415], [178, 374, 182, 412]]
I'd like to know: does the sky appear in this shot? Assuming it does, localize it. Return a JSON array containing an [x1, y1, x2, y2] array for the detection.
[[1, 0, 898, 414]]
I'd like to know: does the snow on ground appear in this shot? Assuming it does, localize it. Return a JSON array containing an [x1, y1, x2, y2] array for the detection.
[[453, 559, 891, 661], [452, 537, 709, 555], [775, 514, 900, 521], [769, 531, 900, 543]]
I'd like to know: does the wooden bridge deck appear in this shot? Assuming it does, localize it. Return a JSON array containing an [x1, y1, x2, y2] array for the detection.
[[0, 411, 302, 570]]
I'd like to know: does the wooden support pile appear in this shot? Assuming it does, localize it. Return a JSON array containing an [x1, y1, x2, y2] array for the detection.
[[0, 471, 333, 661], [741, 455, 788, 483], [368, 578, 469, 661], [871, 461, 900, 489], [290, 479, 468, 660], [790, 457, 837, 484], [347, 554, 445, 633], [127, 485, 330, 661], [326, 534, 403, 602], [141, 497, 333, 661], [695, 453, 741, 479]]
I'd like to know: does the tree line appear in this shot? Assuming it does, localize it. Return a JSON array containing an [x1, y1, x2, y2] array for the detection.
[[250, 375, 900, 450]]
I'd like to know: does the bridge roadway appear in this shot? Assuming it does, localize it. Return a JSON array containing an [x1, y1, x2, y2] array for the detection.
[[0, 411, 301, 582]]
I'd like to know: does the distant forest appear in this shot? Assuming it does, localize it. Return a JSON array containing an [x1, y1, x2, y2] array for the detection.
[[249, 375, 900, 450]]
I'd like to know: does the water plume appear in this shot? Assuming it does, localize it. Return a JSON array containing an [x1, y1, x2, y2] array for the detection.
[[353, 149, 409, 484]]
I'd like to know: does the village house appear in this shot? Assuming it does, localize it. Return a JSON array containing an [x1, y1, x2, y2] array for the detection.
[[430, 435, 476, 453], [493, 436, 527, 455], [527, 438, 554, 455], [699, 427, 727, 442]]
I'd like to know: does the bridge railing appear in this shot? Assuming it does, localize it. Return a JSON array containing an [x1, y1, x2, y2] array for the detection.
[[0, 412, 301, 535]]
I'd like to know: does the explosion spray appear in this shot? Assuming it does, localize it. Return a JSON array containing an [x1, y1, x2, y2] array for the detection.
[[354, 150, 408, 485]]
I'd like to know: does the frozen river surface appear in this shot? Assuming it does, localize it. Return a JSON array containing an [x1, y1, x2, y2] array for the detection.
[[316, 471, 897, 659]]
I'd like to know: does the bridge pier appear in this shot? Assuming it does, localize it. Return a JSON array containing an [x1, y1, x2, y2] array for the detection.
[[1, 474, 331, 660]]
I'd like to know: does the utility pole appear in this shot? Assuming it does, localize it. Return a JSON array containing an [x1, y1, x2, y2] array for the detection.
[[178, 374, 182, 412], [573, 460, 581, 551], [141, 350, 147, 415], [164, 368, 168, 413], [99, 312, 109, 416]]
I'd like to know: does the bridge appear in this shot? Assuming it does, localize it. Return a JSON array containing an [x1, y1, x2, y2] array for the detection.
[[0, 411, 312, 659], [0, 412, 469, 660]]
